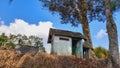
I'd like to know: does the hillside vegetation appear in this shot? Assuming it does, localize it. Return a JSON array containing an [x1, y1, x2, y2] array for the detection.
[[0, 48, 109, 68]]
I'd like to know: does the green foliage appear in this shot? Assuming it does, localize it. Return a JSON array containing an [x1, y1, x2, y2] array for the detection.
[[41, 0, 86, 26], [110, 1, 119, 10], [88, 0, 120, 22], [0, 33, 45, 51], [0, 33, 8, 46], [40, 0, 120, 24], [35, 40, 43, 47], [93, 47, 108, 59], [9, 34, 43, 47], [6, 42, 16, 49], [39, 47, 46, 53], [0, 33, 16, 49], [18, 39, 24, 45]]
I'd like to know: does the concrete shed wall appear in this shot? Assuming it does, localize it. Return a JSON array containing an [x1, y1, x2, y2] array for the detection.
[[52, 35, 72, 55]]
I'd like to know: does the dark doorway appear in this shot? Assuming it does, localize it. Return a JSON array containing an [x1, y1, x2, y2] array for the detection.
[[83, 47, 89, 58], [72, 39, 79, 55]]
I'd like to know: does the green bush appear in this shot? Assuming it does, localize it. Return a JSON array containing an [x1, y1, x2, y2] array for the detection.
[[0, 42, 2, 46], [94, 47, 108, 59], [6, 42, 16, 49]]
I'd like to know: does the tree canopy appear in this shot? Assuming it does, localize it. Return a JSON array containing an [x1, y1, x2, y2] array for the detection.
[[88, 0, 120, 22], [0, 33, 45, 51], [94, 47, 108, 59], [40, 0, 120, 24], [41, 0, 88, 26]]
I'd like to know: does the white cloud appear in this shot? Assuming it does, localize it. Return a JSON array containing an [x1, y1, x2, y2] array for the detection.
[[95, 29, 107, 39], [0, 19, 53, 53]]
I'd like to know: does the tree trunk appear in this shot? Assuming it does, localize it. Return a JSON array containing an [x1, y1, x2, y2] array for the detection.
[[81, 14, 93, 48], [81, 0, 93, 48], [77, 0, 95, 59], [105, 0, 120, 67], [81, 13, 98, 59]]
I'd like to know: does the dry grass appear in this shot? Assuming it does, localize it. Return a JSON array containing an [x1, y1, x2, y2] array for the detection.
[[0, 49, 108, 68], [0, 50, 21, 68]]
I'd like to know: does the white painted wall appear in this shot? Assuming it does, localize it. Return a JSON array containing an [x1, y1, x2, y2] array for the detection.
[[52, 36, 72, 55]]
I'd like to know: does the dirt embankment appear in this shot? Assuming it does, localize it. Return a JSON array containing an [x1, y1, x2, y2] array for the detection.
[[0, 49, 108, 68]]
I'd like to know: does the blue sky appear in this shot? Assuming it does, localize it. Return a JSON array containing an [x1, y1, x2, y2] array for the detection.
[[0, 0, 120, 52]]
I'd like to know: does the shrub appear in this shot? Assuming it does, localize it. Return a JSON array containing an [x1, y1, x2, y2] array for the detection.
[[6, 42, 16, 49], [94, 47, 108, 59]]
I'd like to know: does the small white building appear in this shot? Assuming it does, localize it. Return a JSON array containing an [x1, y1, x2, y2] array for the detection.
[[48, 28, 91, 58]]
